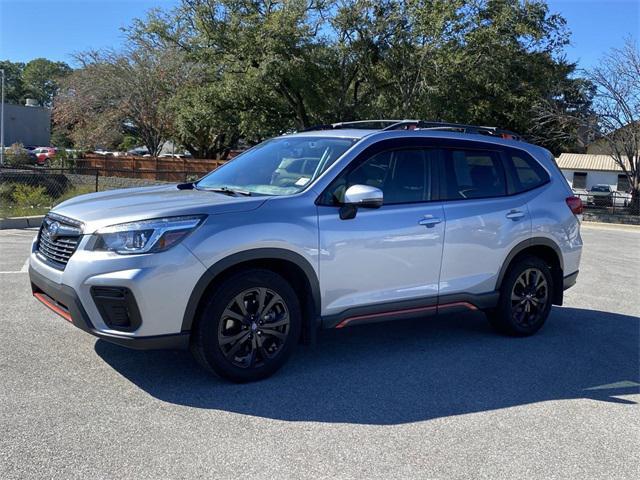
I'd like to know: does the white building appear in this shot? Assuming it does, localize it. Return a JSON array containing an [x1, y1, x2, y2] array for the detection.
[[557, 153, 631, 192]]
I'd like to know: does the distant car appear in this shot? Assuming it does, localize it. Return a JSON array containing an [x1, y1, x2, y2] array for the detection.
[[33, 147, 56, 166], [127, 147, 150, 157], [93, 149, 114, 156], [589, 184, 631, 207], [159, 153, 190, 159], [572, 188, 593, 205]]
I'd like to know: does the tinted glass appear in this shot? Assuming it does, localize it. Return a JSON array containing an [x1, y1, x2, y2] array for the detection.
[[444, 150, 506, 199], [617, 174, 630, 192], [324, 148, 432, 205], [505, 153, 549, 193], [196, 136, 356, 196], [573, 172, 587, 189]]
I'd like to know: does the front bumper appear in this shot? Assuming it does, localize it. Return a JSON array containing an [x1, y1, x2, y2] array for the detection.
[[30, 267, 189, 349]]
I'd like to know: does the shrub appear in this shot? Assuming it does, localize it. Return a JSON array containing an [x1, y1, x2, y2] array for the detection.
[[11, 184, 53, 209], [6, 143, 32, 167], [0, 182, 17, 201]]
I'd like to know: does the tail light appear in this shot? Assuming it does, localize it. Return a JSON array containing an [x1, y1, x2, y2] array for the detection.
[[566, 196, 583, 216]]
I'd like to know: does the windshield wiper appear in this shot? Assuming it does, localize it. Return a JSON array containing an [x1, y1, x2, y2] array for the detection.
[[202, 186, 252, 197]]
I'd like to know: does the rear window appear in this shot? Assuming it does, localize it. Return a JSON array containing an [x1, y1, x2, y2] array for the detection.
[[504, 152, 549, 193], [443, 149, 506, 199]]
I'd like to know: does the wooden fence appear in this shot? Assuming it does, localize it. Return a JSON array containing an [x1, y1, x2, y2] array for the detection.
[[73, 154, 230, 182]]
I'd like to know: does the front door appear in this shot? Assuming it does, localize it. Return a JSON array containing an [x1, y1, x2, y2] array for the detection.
[[316, 144, 445, 324]]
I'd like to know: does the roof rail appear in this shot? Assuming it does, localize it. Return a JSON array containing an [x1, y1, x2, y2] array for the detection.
[[300, 119, 521, 140], [301, 119, 414, 132], [383, 120, 521, 140]]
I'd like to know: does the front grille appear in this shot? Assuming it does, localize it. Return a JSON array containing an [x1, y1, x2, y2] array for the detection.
[[37, 214, 83, 269]]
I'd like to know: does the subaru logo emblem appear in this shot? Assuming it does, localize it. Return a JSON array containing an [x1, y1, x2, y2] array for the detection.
[[47, 221, 60, 237]]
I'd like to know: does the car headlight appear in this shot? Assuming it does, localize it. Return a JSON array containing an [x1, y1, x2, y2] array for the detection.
[[92, 215, 205, 255]]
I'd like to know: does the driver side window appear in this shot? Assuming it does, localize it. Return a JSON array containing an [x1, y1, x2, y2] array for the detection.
[[323, 148, 432, 205]]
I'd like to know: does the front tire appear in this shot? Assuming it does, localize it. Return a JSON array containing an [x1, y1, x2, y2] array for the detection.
[[190, 269, 301, 382], [487, 255, 554, 336]]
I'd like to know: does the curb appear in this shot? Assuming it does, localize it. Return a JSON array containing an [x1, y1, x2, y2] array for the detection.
[[0, 215, 44, 230]]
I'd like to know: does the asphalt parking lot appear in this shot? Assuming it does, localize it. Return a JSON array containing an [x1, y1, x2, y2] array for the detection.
[[0, 223, 638, 479]]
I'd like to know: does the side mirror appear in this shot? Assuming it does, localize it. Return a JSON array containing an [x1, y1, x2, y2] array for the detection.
[[340, 184, 383, 220], [344, 184, 384, 208]]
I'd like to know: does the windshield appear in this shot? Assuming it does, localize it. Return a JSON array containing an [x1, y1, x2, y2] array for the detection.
[[591, 186, 610, 192], [196, 136, 358, 196]]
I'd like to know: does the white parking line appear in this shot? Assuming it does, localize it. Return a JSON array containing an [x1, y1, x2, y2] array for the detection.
[[0, 258, 30, 274]]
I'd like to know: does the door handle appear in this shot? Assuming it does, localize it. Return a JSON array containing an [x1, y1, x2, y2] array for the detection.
[[419, 216, 442, 227], [506, 209, 525, 220]]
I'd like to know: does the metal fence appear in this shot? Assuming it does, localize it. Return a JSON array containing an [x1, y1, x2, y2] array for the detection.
[[573, 191, 639, 217], [0, 166, 212, 218]]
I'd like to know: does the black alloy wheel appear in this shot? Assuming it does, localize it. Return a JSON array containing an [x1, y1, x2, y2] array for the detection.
[[191, 269, 301, 382], [217, 287, 291, 369], [487, 255, 554, 336]]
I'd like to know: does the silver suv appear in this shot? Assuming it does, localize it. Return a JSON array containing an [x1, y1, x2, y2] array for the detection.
[[29, 120, 583, 382]]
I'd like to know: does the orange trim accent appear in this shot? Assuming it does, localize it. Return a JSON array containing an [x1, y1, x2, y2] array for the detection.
[[335, 304, 437, 329], [438, 301, 478, 312], [334, 301, 478, 329], [34, 292, 72, 322]]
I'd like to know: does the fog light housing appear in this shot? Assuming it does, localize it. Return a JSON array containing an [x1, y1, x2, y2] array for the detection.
[[91, 286, 142, 332]]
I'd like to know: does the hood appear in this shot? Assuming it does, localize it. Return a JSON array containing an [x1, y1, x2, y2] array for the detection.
[[51, 184, 268, 232]]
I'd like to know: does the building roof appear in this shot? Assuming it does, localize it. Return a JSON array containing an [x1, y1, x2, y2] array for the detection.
[[556, 153, 629, 172]]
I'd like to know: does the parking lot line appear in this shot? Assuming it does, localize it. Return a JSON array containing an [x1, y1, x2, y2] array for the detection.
[[0, 258, 30, 274]]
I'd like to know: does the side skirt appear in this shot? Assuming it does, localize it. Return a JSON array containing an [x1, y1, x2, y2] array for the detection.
[[322, 292, 499, 329]]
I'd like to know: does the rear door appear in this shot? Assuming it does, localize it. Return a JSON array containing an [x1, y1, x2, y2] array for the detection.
[[438, 143, 532, 300]]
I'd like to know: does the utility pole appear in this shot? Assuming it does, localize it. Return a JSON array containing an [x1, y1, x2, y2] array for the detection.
[[0, 68, 5, 166]]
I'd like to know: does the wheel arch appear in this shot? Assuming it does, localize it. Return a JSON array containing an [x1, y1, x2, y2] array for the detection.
[[496, 238, 565, 305], [182, 248, 321, 344]]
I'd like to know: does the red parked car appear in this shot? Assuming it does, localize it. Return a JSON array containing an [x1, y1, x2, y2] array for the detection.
[[33, 147, 57, 166]]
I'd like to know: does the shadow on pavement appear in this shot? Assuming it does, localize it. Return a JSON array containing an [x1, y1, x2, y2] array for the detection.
[[95, 306, 639, 425]]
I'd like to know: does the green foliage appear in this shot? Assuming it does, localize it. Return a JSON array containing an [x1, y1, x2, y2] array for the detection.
[[0, 60, 26, 104], [5, 143, 32, 167], [0, 183, 55, 218], [55, 0, 594, 155], [0, 182, 94, 218], [10, 184, 53, 208], [22, 58, 72, 107], [118, 135, 140, 152]]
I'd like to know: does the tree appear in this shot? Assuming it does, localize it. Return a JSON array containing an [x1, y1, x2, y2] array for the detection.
[[169, 83, 241, 158], [587, 39, 640, 207], [54, 45, 191, 155], [0, 61, 26, 104], [528, 66, 596, 154], [22, 58, 71, 107], [59, 0, 592, 157]]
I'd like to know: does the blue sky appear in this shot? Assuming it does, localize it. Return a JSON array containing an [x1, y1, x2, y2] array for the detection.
[[1, 0, 638, 70]]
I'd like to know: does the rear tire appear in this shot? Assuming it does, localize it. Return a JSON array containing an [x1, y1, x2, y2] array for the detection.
[[190, 269, 301, 382], [487, 255, 554, 336]]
